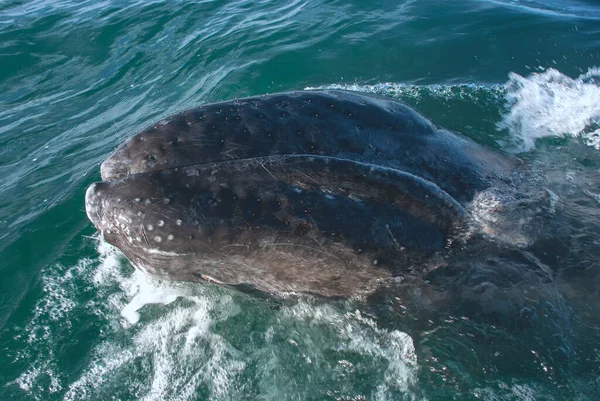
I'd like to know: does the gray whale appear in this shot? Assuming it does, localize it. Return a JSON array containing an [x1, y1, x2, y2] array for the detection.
[[85, 90, 517, 297]]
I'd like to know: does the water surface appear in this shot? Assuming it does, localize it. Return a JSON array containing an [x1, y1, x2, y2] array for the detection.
[[1, 0, 600, 400]]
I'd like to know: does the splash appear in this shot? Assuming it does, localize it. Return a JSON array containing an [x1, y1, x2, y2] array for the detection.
[[10, 238, 420, 400], [11, 257, 95, 398], [306, 81, 505, 103], [92, 241, 182, 325], [63, 295, 246, 401], [63, 240, 246, 400], [498, 67, 600, 152], [312, 69, 600, 154], [279, 303, 419, 399]]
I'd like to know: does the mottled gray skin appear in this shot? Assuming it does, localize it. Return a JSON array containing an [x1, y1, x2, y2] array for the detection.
[[100, 90, 514, 203], [87, 155, 470, 296], [87, 90, 517, 297]]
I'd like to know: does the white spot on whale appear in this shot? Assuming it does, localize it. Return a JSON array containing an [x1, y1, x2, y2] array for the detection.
[[157, 220, 164, 227], [154, 236, 162, 242], [147, 224, 154, 231]]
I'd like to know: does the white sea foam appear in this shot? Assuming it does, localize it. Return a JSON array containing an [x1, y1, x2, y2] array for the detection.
[[64, 294, 246, 401], [12, 237, 420, 400], [12, 257, 94, 399], [473, 381, 542, 401], [498, 67, 600, 152], [277, 303, 419, 399], [312, 68, 600, 154], [25, 239, 247, 401], [306, 81, 504, 103]]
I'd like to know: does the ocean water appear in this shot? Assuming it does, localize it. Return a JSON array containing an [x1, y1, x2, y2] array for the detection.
[[1, 0, 600, 400]]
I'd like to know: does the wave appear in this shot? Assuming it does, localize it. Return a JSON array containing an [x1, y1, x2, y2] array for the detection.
[[482, 0, 600, 20]]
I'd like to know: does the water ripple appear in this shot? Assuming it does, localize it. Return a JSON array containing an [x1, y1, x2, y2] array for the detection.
[[1, 1, 600, 399]]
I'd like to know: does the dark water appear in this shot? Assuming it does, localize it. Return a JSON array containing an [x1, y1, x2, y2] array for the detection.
[[2, 0, 600, 400]]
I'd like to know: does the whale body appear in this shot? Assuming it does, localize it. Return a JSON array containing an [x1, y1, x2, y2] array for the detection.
[[85, 90, 516, 297]]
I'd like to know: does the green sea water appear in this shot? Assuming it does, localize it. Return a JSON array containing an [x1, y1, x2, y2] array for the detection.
[[2, 0, 600, 400]]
